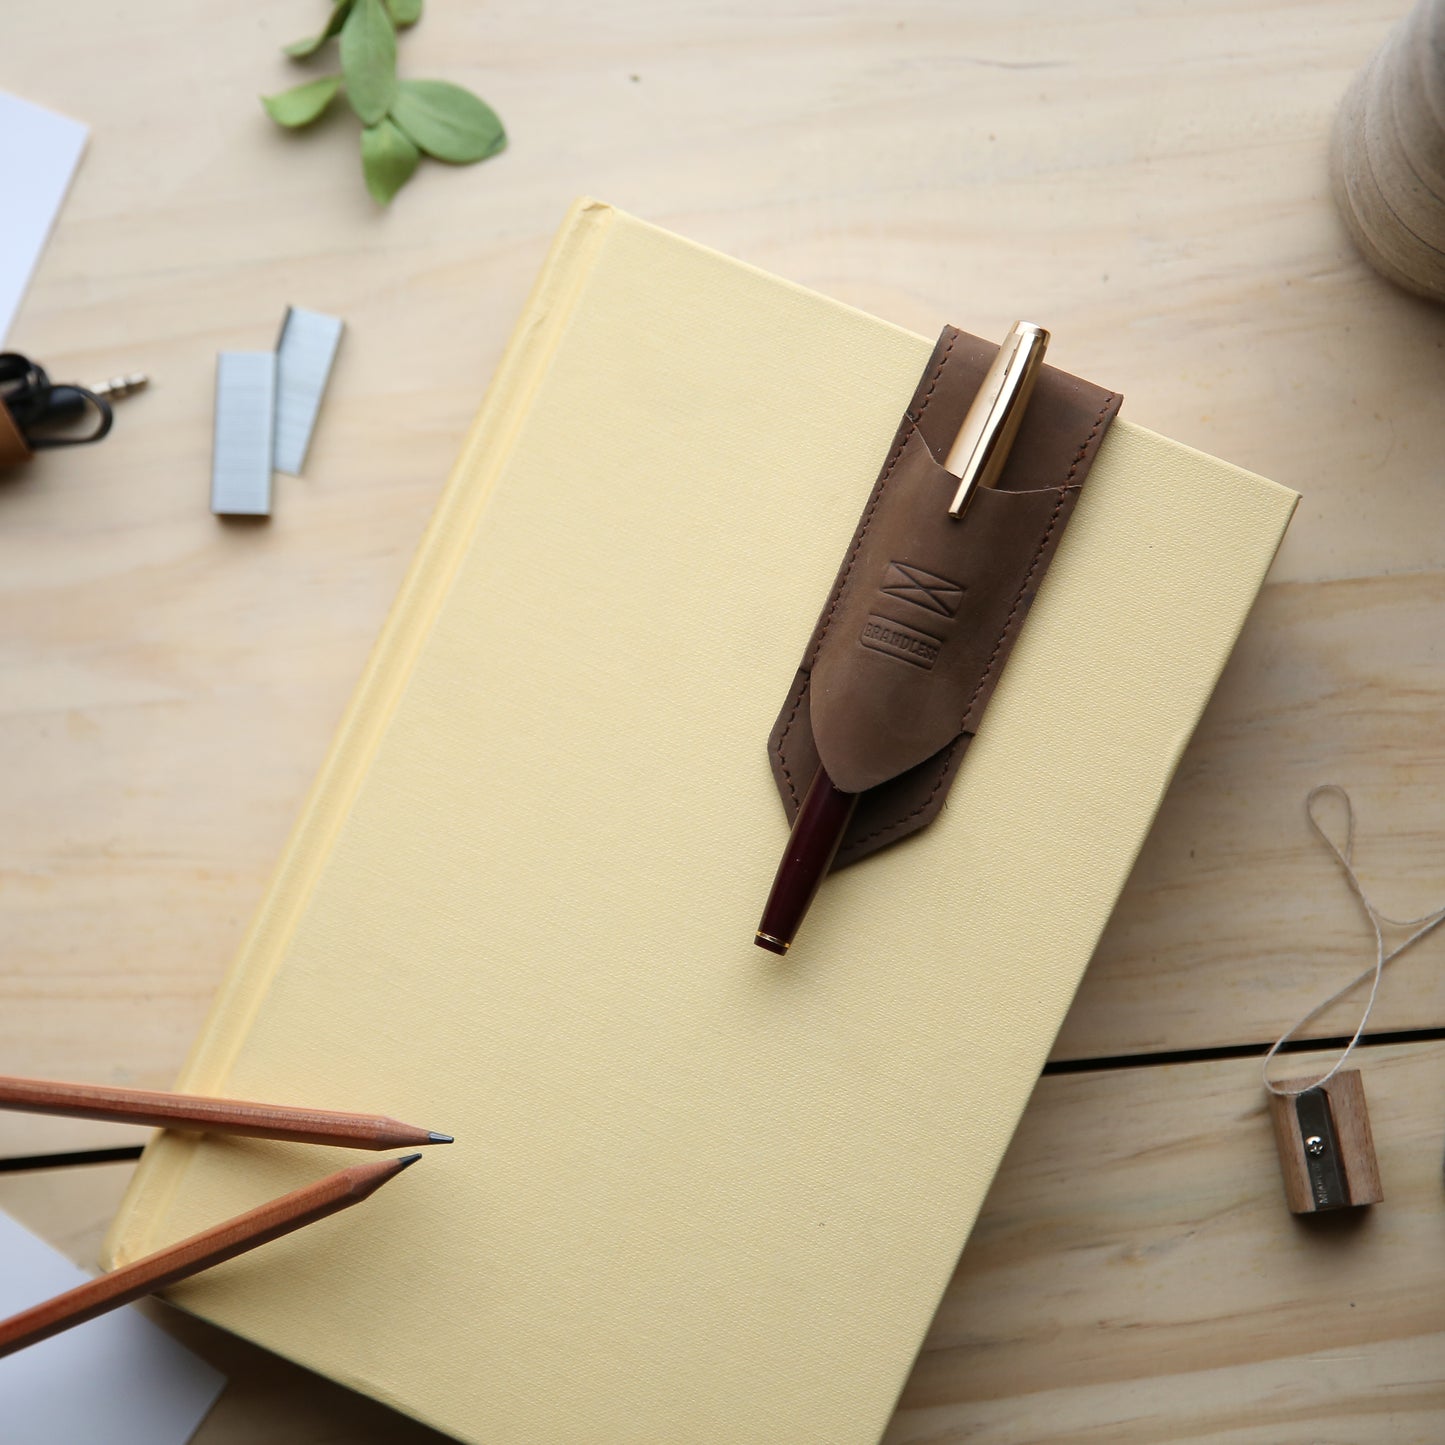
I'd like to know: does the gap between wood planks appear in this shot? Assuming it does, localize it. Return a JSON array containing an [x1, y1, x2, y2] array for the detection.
[[1043, 1024, 1445, 1076], [5, 1029, 1445, 1171]]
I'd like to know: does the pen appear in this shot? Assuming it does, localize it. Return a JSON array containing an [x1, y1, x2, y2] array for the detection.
[[753, 321, 1050, 955], [943, 321, 1050, 516]]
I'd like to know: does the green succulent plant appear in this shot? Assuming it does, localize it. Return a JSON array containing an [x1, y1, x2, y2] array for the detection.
[[262, 0, 506, 205]]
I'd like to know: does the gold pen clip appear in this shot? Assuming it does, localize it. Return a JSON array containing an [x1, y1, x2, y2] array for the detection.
[[943, 320, 1050, 517]]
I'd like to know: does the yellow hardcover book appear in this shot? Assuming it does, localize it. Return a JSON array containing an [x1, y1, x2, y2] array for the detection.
[[106, 199, 1297, 1444]]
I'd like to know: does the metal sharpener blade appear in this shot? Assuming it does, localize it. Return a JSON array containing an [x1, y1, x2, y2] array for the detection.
[[1295, 1086, 1351, 1210]]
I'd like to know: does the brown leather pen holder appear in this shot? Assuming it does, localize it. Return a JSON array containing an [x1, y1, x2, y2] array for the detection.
[[767, 326, 1121, 865]]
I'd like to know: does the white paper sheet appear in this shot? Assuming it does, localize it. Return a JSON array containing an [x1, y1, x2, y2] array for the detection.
[[0, 1209, 224, 1444], [0, 91, 88, 344]]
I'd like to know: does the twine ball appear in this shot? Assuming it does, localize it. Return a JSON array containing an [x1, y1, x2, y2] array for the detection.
[[1332, 0, 1445, 303]]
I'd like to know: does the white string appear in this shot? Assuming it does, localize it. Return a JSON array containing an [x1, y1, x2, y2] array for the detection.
[[1262, 785, 1445, 1097]]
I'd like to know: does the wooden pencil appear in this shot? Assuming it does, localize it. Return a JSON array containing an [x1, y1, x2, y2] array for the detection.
[[0, 1073, 452, 1150], [0, 1154, 420, 1359]]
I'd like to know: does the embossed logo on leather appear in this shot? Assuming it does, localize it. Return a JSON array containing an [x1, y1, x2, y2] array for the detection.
[[859, 614, 942, 670], [879, 561, 964, 618]]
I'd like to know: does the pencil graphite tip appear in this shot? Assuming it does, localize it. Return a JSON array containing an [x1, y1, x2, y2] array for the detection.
[[427, 1132, 455, 1145], [396, 1152, 423, 1170]]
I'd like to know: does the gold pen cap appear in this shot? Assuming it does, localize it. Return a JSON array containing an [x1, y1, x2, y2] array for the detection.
[[944, 320, 1050, 517]]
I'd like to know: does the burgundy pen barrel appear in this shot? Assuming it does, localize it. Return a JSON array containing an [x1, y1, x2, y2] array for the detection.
[[755, 768, 859, 954]]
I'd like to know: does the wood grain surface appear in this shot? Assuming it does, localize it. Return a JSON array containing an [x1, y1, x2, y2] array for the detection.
[[888, 1042, 1445, 1445], [3, 0, 1444, 1440]]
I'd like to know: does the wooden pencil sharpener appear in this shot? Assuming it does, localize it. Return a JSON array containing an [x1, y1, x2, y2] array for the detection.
[[1267, 1070, 1382, 1214]]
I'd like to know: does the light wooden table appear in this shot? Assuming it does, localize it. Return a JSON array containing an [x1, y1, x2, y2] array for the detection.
[[4, 2, 1444, 1440]]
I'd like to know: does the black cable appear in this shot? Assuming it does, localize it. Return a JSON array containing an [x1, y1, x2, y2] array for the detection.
[[0, 351, 113, 449]]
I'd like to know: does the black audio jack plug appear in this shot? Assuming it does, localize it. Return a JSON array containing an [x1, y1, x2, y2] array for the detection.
[[0, 351, 147, 464]]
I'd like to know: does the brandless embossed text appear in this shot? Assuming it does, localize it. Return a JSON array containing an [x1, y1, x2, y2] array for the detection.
[[859, 615, 942, 670]]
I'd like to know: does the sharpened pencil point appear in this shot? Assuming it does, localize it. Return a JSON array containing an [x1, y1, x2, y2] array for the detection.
[[427, 1132, 454, 1144], [396, 1152, 423, 1169]]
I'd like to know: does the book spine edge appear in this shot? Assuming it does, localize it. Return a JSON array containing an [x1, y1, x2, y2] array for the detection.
[[101, 197, 618, 1268]]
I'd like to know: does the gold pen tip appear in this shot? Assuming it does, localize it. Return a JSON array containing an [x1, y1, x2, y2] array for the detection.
[[754, 932, 790, 955]]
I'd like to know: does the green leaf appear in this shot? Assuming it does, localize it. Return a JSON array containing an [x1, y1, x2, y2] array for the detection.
[[361, 118, 420, 204], [341, 0, 398, 126], [283, 0, 353, 58], [389, 79, 506, 164], [261, 74, 344, 128], [386, 0, 423, 25]]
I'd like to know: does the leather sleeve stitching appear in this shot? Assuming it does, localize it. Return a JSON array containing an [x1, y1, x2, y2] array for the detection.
[[773, 339, 1115, 859], [958, 390, 1116, 730], [774, 672, 808, 807], [774, 332, 959, 807], [845, 379, 1107, 850], [801, 331, 957, 672], [841, 739, 959, 852]]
